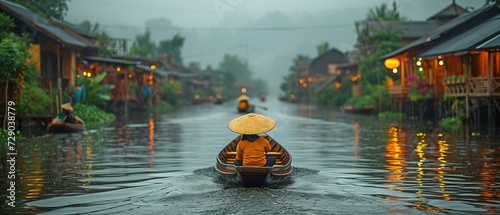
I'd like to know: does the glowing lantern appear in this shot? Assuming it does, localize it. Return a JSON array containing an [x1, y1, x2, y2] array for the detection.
[[384, 58, 400, 69]]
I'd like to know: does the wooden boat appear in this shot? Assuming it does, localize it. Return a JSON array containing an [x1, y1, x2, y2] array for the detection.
[[340, 105, 374, 114], [215, 135, 293, 187], [237, 105, 255, 113], [46, 116, 86, 133]]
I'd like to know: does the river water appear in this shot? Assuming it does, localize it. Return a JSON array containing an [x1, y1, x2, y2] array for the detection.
[[1, 98, 499, 214]]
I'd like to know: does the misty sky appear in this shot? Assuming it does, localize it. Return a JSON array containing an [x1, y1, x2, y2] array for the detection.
[[65, 0, 487, 95]]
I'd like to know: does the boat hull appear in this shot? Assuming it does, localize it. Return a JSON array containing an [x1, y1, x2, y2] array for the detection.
[[46, 116, 86, 133], [215, 135, 293, 187], [237, 105, 255, 113], [340, 105, 374, 114]]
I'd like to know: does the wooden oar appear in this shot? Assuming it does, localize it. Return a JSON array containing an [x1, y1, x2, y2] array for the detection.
[[253, 104, 268, 110]]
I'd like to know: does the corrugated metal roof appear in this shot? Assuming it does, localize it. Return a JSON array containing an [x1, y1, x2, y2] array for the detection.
[[82, 56, 139, 65], [379, 5, 492, 60], [426, 2, 469, 21], [136, 64, 197, 78], [418, 14, 500, 57], [476, 33, 500, 50], [49, 18, 96, 39], [0, 0, 86, 48]]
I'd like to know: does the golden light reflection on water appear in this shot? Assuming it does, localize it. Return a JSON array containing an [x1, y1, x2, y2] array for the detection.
[[385, 126, 448, 213], [352, 122, 360, 157], [149, 116, 155, 167], [478, 147, 500, 209], [437, 138, 450, 201], [384, 125, 406, 191], [23, 150, 44, 200]]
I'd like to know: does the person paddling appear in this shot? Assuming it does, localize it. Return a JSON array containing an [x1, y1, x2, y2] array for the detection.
[[228, 113, 276, 167]]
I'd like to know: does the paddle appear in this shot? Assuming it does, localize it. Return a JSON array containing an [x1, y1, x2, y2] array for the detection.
[[253, 104, 268, 110]]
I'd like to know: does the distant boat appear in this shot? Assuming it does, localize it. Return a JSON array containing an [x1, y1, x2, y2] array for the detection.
[[259, 95, 266, 102], [340, 105, 374, 114], [215, 135, 293, 187], [46, 116, 86, 133], [236, 95, 254, 113]]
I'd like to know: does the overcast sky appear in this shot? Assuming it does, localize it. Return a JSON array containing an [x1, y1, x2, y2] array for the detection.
[[66, 0, 485, 27], [65, 0, 487, 95]]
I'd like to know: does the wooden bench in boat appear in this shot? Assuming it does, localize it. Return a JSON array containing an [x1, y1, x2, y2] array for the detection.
[[224, 151, 283, 165]]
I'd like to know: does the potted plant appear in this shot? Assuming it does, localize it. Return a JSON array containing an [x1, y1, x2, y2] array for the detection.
[[444, 75, 454, 85], [457, 75, 466, 84]]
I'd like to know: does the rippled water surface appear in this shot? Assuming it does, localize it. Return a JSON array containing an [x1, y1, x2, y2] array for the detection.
[[2, 98, 499, 214]]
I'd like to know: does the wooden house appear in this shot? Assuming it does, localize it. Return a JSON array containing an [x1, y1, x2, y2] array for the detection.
[[78, 56, 173, 112], [287, 58, 311, 102], [0, 0, 98, 114], [308, 48, 351, 99], [380, 2, 500, 122]]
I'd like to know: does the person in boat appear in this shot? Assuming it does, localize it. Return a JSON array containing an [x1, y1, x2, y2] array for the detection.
[[52, 103, 76, 124], [228, 113, 277, 167], [214, 94, 223, 104], [237, 94, 254, 112]]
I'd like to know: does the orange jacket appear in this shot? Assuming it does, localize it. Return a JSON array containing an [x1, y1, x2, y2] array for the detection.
[[238, 101, 248, 110], [236, 137, 271, 166]]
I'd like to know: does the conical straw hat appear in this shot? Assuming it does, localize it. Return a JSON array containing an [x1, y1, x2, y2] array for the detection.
[[237, 95, 250, 101], [61, 103, 73, 111], [228, 113, 276, 134]]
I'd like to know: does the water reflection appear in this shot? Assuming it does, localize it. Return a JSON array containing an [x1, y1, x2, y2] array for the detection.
[[149, 116, 155, 168], [385, 125, 407, 186], [2, 100, 499, 214]]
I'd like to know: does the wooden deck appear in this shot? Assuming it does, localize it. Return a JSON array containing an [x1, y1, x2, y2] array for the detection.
[[388, 78, 500, 99], [444, 78, 500, 97]]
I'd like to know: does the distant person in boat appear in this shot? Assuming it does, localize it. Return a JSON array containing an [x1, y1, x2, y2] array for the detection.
[[228, 113, 277, 167], [52, 103, 76, 124], [237, 94, 254, 112]]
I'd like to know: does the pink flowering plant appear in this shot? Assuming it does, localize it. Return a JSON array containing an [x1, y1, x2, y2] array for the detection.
[[405, 73, 434, 101]]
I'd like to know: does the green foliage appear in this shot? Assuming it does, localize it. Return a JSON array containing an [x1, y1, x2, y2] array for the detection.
[[157, 34, 185, 64], [146, 101, 174, 113], [440, 117, 462, 131], [378, 111, 406, 121], [132, 29, 156, 58], [73, 103, 115, 124], [281, 54, 310, 96], [345, 95, 374, 108], [162, 80, 185, 106], [316, 42, 329, 56], [16, 82, 51, 115], [10, 0, 70, 19], [366, 1, 405, 22], [313, 82, 351, 107], [94, 32, 117, 57], [75, 71, 115, 105], [405, 71, 434, 101], [218, 54, 252, 82], [0, 37, 30, 81], [1, 129, 25, 151], [358, 28, 404, 86], [0, 12, 15, 39]]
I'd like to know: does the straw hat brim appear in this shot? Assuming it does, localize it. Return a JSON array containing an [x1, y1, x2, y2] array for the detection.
[[228, 113, 276, 134], [237, 95, 250, 101], [61, 103, 73, 111]]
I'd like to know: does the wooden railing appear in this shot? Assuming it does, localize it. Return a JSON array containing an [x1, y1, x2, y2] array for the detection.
[[445, 77, 500, 97], [389, 77, 500, 99], [388, 85, 407, 99]]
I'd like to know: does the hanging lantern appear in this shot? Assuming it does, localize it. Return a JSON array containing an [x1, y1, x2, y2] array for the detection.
[[384, 58, 400, 69]]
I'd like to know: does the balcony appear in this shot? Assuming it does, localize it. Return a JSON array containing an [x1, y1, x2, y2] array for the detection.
[[445, 77, 500, 97], [388, 85, 407, 99]]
